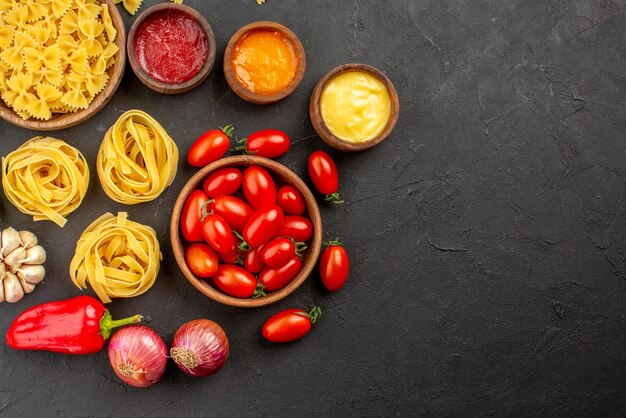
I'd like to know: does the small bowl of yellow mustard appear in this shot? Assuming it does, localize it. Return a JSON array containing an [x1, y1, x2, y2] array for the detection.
[[309, 63, 399, 152]]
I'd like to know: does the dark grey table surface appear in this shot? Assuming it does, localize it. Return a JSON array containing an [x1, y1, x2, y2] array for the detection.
[[0, 0, 625, 416]]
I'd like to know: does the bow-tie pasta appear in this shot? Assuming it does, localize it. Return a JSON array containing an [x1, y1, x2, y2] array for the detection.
[[0, 1, 119, 120]]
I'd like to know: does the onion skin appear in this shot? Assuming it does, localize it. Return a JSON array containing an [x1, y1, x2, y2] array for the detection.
[[171, 319, 229, 377], [108, 326, 167, 388]]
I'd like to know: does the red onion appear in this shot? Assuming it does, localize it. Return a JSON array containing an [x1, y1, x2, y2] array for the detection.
[[170, 319, 229, 377], [108, 325, 168, 388]]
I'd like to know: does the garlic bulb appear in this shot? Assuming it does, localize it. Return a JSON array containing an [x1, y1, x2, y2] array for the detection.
[[0, 228, 46, 303]]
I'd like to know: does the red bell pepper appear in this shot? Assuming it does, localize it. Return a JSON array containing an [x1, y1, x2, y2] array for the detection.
[[6, 295, 142, 354]]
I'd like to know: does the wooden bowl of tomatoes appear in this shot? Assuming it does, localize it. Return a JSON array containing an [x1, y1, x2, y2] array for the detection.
[[170, 156, 322, 308]]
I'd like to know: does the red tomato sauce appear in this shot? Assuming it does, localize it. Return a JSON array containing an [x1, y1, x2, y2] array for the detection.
[[134, 10, 208, 84]]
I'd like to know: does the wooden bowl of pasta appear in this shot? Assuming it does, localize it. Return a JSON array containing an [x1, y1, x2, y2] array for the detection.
[[0, 0, 125, 131]]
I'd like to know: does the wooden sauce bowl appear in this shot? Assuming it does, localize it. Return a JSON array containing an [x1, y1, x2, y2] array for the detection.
[[170, 156, 322, 308], [223, 21, 306, 105], [309, 63, 400, 152], [127, 3, 216, 95], [0, 0, 125, 131]]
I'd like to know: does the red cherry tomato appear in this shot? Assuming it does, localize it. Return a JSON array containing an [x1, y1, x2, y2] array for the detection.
[[277, 185, 306, 215], [209, 195, 253, 233], [277, 216, 313, 242], [261, 237, 305, 267], [201, 210, 236, 254], [185, 243, 219, 278], [243, 205, 284, 248], [218, 244, 242, 264], [320, 239, 350, 291], [203, 167, 242, 198], [213, 265, 258, 298], [243, 247, 265, 273], [236, 129, 290, 158], [262, 307, 321, 343], [259, 257, 302, 291], [243, 166, 277, 210], [308, 151, 343, 204], [187, 125, 233, 167], [180, 190, 209, 242]]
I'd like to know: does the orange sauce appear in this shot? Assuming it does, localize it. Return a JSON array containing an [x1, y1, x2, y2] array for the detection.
[[231, 29, 298, 95]]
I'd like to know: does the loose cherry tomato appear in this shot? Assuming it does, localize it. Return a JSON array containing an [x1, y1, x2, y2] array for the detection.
[[185, 243, 219, 278], [277, 216, 313, 242], [243, 166, 277, 210], [259, 257, 302, 291], [260, 237, 305, 267], [243, 205, 284, 248], [180, 190, 209, 242], [308, 151, 343, 204], [277, 185, 306, 215], [213, 265, 259, 298], [201, 206, 236, 254], [209, 195, 253, 233], [243, 247, 265, 273], [203, 167, 242, 197], [219, 243, 242, 264], [262, 306, 321, 343], [188, 125, 233, 167], [320, 239, 349, 291], [235, 129, 290, 158]]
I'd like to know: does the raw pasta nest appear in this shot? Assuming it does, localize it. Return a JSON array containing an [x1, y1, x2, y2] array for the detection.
[[0, 0, 120, 120], [97, 109, 179, 204], [2, 136, 89, 227], [69, 212, 162, 303]]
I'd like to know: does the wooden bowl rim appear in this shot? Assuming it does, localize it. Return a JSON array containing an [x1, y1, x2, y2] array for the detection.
[[0, 0, 126, 131], [223, 21, 306, 105], [309, 63, 400, 152], [170, 156, 323, 308], [126, 3, 216, 95]]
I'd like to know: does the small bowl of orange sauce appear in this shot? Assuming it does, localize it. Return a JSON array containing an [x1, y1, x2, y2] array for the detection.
[[223, 21, 306, 104]]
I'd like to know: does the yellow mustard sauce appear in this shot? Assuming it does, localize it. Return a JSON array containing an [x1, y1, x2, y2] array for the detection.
[[320, 71, 391, 143]]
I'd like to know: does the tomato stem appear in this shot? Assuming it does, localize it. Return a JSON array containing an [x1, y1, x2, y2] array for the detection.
[[295, 306, 322, 324], [252, 282, 266, 299], [295, 241, 308, 256], [233, 231, 251, 251], [219, 124, 234, 138], [324, 237, 343, 248], [324, 193, 344, 204], [200, 201, 214, 222]]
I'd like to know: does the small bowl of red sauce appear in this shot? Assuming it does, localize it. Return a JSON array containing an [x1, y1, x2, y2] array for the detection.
[[128, 3, 216, 95], [223, 21, 306, 105]]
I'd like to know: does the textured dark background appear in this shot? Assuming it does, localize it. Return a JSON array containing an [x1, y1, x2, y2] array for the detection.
[[0, 0, 625, 416]]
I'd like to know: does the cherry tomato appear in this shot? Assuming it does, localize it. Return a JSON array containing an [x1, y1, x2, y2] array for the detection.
[[243, 247, 265, 273], [180, 190, 209, 242], [203, 167, 242, 198], [243, 205, 284, 248], [277, 185, 306, 215], [262, 306, 321, 343], [320, 239, 349, 291], [261, 237, 305, 267], [219, 243, 242, 264], [277, 216, 313, 242], [243, 166, 277, 210], [213, 265, 258, 298], [259, 257, 302, 291], [236, 129, 290, 158], [209, 195, 253, 233], [185, 243, 219, 278], [201, 210, 236, 254], [187, 125, 233, 167], [308, 151, 343, 204]]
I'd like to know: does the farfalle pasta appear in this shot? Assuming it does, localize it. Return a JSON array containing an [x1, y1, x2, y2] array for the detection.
[[97, 110, 179, 204], [0, 0, 119, 120], [2, 136, 90, 227]]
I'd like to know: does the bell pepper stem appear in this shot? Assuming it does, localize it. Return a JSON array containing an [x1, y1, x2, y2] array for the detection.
[[100, 310, 142, 340]]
